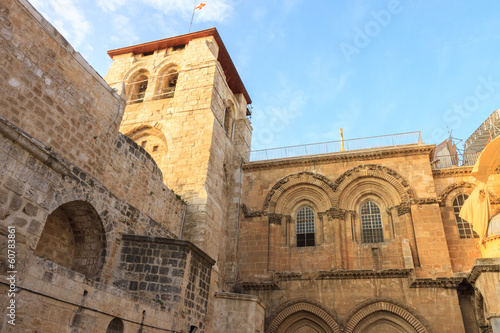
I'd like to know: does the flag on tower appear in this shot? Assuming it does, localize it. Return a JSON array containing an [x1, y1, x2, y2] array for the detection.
[[195, 2, 206, 10]]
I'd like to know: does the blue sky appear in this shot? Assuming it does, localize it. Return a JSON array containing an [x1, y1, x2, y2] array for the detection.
[[30, 0, 500, 151]]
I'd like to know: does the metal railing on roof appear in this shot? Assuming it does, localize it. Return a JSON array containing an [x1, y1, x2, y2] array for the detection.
[[431, 152, 481, 169], [249, 131, 422, 162]]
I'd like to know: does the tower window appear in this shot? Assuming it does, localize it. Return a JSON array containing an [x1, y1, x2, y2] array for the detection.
[[141, 140, 147, 148], [361, 201, 384, 243], [152, 145, 158, 152], [296, 206, 315, 247], [156, 69, 178, 99], [172, 44, 185, 51], [129, 73, 149, 104], [453, 194, 478, 239]]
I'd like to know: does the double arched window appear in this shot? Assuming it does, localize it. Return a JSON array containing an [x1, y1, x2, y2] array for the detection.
[[453, 194, 478, 239], [360, 201, 384, 243], [296, 206, 315, 247]]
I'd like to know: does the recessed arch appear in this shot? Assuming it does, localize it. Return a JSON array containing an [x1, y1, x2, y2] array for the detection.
[[123, 124, 172, 181], [34, 200, 106, 278], [339, 177, 402, 211], [437, 181, 475, 206], [344, 299, 432, 333], [264, 172, 336, 213], [332, 164, 415, 206], [267, 301, 341, 333]]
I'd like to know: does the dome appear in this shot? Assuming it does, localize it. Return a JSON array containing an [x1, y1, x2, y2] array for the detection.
[[487, 213, 500, 237]]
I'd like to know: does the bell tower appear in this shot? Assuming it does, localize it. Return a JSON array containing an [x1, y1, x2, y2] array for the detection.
[[104, 28, 252, 301]]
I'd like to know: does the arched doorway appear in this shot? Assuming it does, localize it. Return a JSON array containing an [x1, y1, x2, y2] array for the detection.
[[267, 302, 341, 333]]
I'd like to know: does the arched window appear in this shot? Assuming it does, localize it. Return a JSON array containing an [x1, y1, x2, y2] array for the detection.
[[361, 201, 384, 243], [296, 206, 315, 247], [453, 194, 478, 239], [223, 106, 233, 138], [128, 71, 149, 104], [156, 67, 178, 99], [106, 318, 124, 333]]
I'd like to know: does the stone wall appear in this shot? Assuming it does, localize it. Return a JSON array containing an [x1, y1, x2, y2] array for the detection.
[[113, 235, 215, 333], [213, 292, 266, 333], [238, 147, 454, 279]]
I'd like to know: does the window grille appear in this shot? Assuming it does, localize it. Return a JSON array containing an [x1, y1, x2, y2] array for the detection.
[[296, 206, 315, 247], [106, 318, 124, 333], [453, 194, 478, 239], [361, 201, 384, 243]]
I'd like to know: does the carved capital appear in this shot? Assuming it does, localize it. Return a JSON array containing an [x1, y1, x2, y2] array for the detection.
[[396, 202, 411, 216], [326, 207, 348, 220], [268, 213, 282, 225], [241, 204, 264, 218]]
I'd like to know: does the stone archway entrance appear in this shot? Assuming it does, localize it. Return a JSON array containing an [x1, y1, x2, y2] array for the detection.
[[277, 311, 332, 333], [267, 302, 341, 333]]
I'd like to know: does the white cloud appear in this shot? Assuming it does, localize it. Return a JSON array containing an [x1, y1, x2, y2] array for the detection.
[[111, 15, 140, 45], [96, 0, 127, 12], [30, 0, 92, 47], [95, 0, 233, 22]]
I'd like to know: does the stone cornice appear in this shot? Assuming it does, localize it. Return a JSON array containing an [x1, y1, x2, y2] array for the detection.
[[240, 281, 280, 291], [215, 292, 267, 309], [275, 269, 413, 281], [243, 145, 434, 171], [467, 258, 500, 283], [122, 234, 216, 265], [432, 167, 473, 177], [0, 116, 70, 176], [408, 277, 463, 289]]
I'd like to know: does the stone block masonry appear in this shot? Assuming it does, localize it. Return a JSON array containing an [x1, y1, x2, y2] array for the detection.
[[115, 235, 215, 333]]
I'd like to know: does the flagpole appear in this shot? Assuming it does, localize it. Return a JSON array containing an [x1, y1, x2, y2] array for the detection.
[[189, 2, 197, 33]]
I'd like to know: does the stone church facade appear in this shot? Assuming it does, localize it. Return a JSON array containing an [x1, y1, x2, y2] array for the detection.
[[0, 0, 499, 332]]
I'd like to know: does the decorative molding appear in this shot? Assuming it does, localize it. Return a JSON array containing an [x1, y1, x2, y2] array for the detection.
[[240, 281, 280, 291], [395, 202, 412, 216], [325, 207, 350, 220], [241, 203, 264, 218], [268, 213, 282, 225], [432, 167, 473, 177], [243, 145, 434, 171], [409, 277, 463, 289], [413, 197, 438, 205], [275, 269, 412, 281]]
